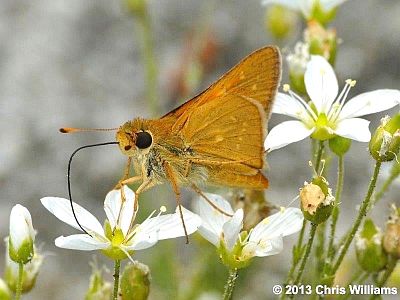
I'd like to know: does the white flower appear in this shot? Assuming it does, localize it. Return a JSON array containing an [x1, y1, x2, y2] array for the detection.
[[196, 194, 303, 265], [40, 186, 201, 259], [265, 55, 400, 151], [8, 204, 36, 264], [262, 0, 349, 18]]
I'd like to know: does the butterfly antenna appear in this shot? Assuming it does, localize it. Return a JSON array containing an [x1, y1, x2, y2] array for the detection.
[[60, 127, 118, 134], [67, 141, 119, 236]]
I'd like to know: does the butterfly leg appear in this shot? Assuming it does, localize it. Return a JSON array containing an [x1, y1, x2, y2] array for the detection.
[[190, 183, 233, 217], [163, 161, 189, 244], [125, 178, 159, 233]]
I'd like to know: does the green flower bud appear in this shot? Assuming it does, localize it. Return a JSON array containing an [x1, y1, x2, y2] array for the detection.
[[304, 21, 337, 65], [300, 176, 334, 224], [369, 115, 400, 162], [308, 2, 337, 26], [0, 279, 11, 300], [329, 136, 351, 156], [286, 43, 310, 95], [85, 264, 112, 300], [4, 242, 43, 294], [265, 5, 298, 40], [355, 219, 388, 273], [383, 205, 400, 258], [124, 0, 146, 17], [120, 261, 151, 300], [8, 205, 35, 265]]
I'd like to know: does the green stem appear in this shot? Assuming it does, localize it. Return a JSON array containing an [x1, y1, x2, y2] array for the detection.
[[286, 220, 307, 282], [15, 262, 24, 300], [134, 4, 159, 115], [223, 268, 238, 300], [373, 161, 400, 206], [327, 155, 344, 261], [369, 256, 398, 300], [377, 256, 398, 287], [113, 260, 121, 300], [315, 222, 326, 277], [340, 270, 368, 300], [294, 223, 318, 285], [314, 141, 325, 173], [331, 161, 382, 276]]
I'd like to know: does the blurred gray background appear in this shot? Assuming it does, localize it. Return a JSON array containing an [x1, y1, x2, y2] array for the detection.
[[0, 0, 399, 299]]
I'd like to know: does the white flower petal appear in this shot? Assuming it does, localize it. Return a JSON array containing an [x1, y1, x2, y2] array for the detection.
[[196, 193, 234, 245], [272, 93, 308, 120], [41, 197, 104, 236], [104, 186, 135, 236], [321, 0, 349, 11], [128, 207, 201, 250], [55, 234, 109, 251], [104, 190, 120, 229], [305, 55, 338, 113], [222, 209, 243, 250], [264, 120, 314, 151], [157, 207, 202, 240], [254, 237, 284, 257], [334, 118, 371, 142], [249, 208, 303, 242], [9, 204, 35, 250], [339, 90, 400, 119], [124, 238, 158, 251]]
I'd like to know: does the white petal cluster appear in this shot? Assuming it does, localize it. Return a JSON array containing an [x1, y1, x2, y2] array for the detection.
[[41, 186, 201, 256], [196, 193, 303, 261], [265, 55, 400, 151]]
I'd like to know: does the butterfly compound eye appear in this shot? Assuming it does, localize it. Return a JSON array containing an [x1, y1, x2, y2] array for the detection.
[[135, 131, 153, 149]]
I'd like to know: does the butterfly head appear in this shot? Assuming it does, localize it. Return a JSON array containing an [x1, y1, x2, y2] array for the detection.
[[116, 119, 154, 156]]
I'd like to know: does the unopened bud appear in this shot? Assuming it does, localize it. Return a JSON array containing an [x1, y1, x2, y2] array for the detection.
[[120, 261, 151, 300], [300, 176, 334, 224], [124, 0, 146, 17], [355, 219, 387, 272], [383, 205, 400, 258], [329, 136, 351, 156], [287, 42, 310, 95], [304, 21, 337, 65], [4, 242, 43, 294], [85, 264, 112, 300], [265, 5, 298, 39], [369, 114, 400, 162], [8, 205, 35, 264], [308, 2, 337, 26]]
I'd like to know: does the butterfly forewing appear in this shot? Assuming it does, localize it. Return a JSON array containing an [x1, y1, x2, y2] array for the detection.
[[163, 46, 281, 124], [158, 46, 281, 189], [180, 94, 266, 169]]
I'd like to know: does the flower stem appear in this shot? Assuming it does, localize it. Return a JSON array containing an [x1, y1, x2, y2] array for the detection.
[[331, 161, 382, 276], [327, 155, 344, 262], [15, 262, 24, 300], [314, 141, 325, 173], [223, 268, 238, 300], [315, 222, 326, 277], [294, 223, 318, 285], [113, 260, 121, 300], [285, 219, 307, 284], [377, 256, 398, 287], [373, 161, 400, 206], [369, 256, 398, 300], [133, 3, 159, 116]]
